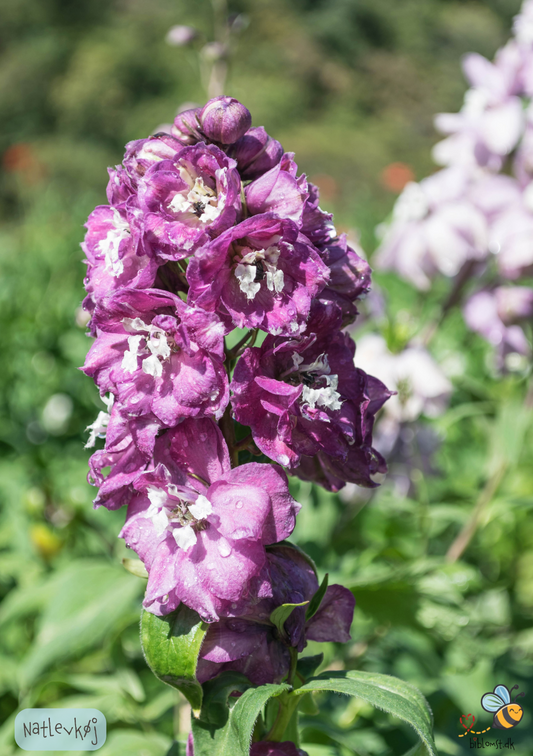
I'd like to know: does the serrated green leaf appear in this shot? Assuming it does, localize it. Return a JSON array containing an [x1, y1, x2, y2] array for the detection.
[[292, 670, 437, 756], [269, 601, 308, 637], [306, 573, 329, 621], [191, 680, 290, 756], [141, 604, 208, 713]]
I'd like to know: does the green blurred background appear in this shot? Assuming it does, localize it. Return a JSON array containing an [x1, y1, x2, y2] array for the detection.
[[1, 0, 532, 754]]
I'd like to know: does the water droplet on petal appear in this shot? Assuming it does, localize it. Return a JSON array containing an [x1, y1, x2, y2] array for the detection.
[[231, 602, 237, 609], [217, 538, 231, 558], [200, 433, 207, 441], [235, 500, 243, 509], [206, 562, 216, 570]]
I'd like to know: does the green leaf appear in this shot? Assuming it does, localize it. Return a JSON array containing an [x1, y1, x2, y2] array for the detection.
[[269, 601, 308, 638], [292, 670, 437, 756], [141, 604, 208, 713], [19, 560, 141, 686], [191, 673, 290, 756], [306, 573, 329, 621], [296, 653, 324, 682]]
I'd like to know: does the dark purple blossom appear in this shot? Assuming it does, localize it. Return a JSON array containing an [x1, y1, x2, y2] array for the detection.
[[138, 142, 242, 261], [231, 304, 385, 469], [120, 419, 300, 621], [300, 182, 336, 248], [187, 214, 330, 336], [245, 153, 309, 224], [196, 544, 355, 684], [229, 126, 284, 180], [83, 289, 229, 427], [199, 96, 252, 145]]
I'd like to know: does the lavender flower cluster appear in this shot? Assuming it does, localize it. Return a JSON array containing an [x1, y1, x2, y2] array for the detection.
[[81, 96, 389, 684], [376, 0, 533, 367]]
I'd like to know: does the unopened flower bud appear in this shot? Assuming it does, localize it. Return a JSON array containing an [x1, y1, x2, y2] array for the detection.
[[199, 96, 252, 145], [170, 107, 203, 145], [165, 25, 197, 46], [229, 126, 284, 179]]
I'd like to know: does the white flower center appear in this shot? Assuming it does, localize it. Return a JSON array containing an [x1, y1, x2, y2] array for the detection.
[[121, 318, 172, 377], [290, 352, 343, 414], [168, 164, 223, 224], [145, 486, 213, 552], [97, 209, 130, 277], [84, 394, 114, 448], [234, 245, 285, 300]]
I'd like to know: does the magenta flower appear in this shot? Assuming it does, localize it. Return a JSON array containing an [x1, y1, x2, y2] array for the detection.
[[137, 142, 242, 261], [87, 406, 160, 510], [229, 126, 284, 180], [187, 214, 330, 336], [83, 288, 229, 427], [82, 202, 159, 320], [120, 419, 300, 621], [245, 153, 309, 224], [300, 182, 335, 248], [231, 304, 385, 468], [196, 544, 355, 684], [199, 96, 252, 145], [106, 134, 184, 205]]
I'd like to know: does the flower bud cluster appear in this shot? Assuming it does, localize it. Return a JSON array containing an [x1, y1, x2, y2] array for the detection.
[[376, 0, 533, 366], [81, 96, 388, 677]]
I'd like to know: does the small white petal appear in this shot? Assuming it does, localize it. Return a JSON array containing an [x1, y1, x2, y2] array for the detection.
[[147, 487, 168, 508], [151, 508, 170, 536], [122, 335, 143, 373], [173, 524, 197, 550], [189, 494, 213, 520], [235, 263, 261, 300], [142, 354, 163, 377]]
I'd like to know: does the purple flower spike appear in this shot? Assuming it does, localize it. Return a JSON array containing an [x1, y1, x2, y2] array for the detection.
[[231, 305, 385, 469], [83, 288, 229, 427], [229, 126, 284, 180], [82, 202, 159, 321], [197, 544, 355, 684], [199, 96, 252, 145], [120, 419, 300, 621], [138, 142, 242, 261], [187, 214, 330, 336]]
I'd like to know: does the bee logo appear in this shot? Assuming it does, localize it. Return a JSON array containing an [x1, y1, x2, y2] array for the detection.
[[481, 684, 525, 730]]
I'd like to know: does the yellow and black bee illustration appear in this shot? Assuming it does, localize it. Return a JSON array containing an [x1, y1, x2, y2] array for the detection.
[[481, 684, 525, 730]]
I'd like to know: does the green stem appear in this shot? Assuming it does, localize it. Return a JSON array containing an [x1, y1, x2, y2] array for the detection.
[[264, 690, 300, 743]]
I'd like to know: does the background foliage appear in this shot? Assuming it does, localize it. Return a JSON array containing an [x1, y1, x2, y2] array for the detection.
[[0, 0, 532, 754]]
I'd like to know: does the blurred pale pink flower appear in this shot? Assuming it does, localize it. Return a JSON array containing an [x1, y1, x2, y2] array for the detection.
[[463, 287, 533, 361]]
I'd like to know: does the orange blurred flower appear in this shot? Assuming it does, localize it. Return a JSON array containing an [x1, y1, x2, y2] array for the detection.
[[3, 143, 46, 183], [381, 162, 415, 193], [310, 173, 338, 202]]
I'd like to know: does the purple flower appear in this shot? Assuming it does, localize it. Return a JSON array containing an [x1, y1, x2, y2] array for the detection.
[[490, 188, 533, 278], [187, 734, 307, 756], [229, 126, 284, 180], [291, 371, 390, 491], [199, 96, 252, 145], [82, 202, 159, 320], [120, 419, 300, 621], [87, 406, 160, 510], [138, 142, 242, 261], [245, 153, 309, 224], [106, 134, 184, 205], [231, 304, 387, 469], [463, 287, 533, 362], [251, 744, 309, 756], [300, 182, 335, 249], [196, 544, 355, 684], [171, 108, 204, 145], [83, 288, 229, 427], [187, 214, 330, 336], [317, 234, 372, 320]]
